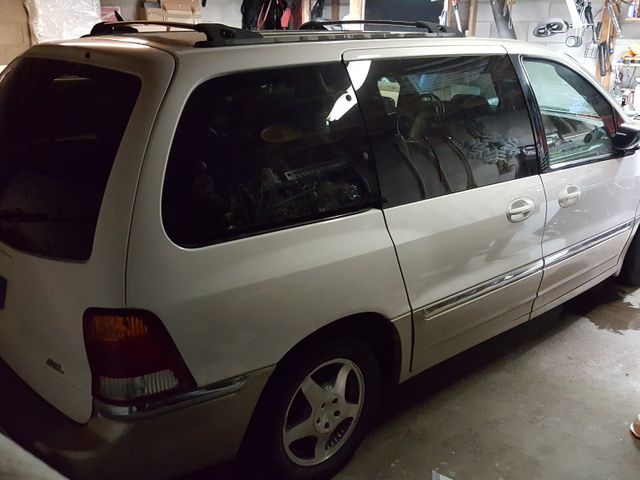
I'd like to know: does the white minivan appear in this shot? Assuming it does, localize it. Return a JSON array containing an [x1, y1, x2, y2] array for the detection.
[[1, 21, 640, 480]]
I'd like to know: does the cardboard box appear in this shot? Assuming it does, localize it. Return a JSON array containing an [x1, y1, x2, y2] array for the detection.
[[138, 7, 166, 21], [0, 0, 30, 65], [138, 0, 201, 23]]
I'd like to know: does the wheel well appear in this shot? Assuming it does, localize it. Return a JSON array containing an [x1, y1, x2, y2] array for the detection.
[[239, 313, 403, 458], [278, 313, 403, 388]]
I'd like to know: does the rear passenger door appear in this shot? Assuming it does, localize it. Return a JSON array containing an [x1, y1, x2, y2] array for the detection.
[[520, 58, 640, 314], [345, 46, 546, 372]]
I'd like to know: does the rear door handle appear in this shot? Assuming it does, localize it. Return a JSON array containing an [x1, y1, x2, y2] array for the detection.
[[507, 197, 535, 223], [558, 184, 582, 208]]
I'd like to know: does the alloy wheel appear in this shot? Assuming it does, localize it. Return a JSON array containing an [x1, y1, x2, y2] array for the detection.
[[281, 358, 365, 467]]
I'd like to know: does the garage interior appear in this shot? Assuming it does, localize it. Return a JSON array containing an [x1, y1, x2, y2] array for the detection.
[[1, 1, 640, 479]]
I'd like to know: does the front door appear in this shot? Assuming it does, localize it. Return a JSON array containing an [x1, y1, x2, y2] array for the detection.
[[520, 58, 640, 314]]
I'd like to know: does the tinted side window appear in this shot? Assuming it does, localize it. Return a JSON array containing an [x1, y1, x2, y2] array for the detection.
[[352, 55, 537, 208], [523, 59, 615, 166], [163, 63, 379, 247], [0, 58, 141, 261]]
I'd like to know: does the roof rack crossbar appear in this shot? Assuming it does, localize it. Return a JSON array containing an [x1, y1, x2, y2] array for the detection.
[[86, 21, 263, 46], [299, 19, 458, 36]]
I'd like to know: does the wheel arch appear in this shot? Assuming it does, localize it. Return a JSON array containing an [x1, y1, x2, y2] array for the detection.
[[279, 312, 406, 389], [239, 311, 409, 460]]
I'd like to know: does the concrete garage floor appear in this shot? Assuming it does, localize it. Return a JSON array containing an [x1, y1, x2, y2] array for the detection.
[[191, 278, 640, 480]]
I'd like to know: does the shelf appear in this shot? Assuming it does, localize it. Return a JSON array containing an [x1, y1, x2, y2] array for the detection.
[[624, 18, 640, 22]]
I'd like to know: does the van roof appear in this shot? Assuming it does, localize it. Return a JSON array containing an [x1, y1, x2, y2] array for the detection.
[[41, 21, 568, 65], [84, 21, 462, 48]]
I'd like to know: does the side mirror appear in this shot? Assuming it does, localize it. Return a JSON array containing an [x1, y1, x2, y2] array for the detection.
[[613, 122, 640, 151]]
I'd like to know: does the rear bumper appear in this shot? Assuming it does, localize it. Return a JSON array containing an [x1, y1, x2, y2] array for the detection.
[[0, 358, 273, 479]]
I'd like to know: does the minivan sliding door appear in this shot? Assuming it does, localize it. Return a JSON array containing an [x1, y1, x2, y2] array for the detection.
[[344, 47, 545, 372]]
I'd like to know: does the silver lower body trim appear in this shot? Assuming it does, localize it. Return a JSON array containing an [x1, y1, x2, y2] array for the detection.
[[422, 260, 544, 320], [97, 375, 248, 420], [545, 220, 633, 268]]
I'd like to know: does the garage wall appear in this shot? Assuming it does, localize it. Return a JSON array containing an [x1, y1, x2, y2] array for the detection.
[[104, 1, 243, 27], [474, 0, 598, 70], [0, 0, 30, 66], [199, 0, 243, 26]]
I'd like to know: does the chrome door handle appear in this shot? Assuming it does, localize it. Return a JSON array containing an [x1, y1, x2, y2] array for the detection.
[[507, 197, 535, 223], [558, 184, 582, 208]]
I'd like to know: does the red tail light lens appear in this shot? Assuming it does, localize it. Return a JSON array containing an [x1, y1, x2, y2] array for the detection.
[[83, 308, 196, 405]]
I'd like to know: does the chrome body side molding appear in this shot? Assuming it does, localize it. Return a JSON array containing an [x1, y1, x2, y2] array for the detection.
[[545, 220, 633, 268], [421, 260, 544, 321]]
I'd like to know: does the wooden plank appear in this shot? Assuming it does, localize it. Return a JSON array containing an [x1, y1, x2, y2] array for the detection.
[[468, 0, 478, 36], [0, 0, 29, 64], [332, 0, 340, 20], [350, 0, 364, 20], [302, 0, 310, 23], [596, 0, 615, 88]]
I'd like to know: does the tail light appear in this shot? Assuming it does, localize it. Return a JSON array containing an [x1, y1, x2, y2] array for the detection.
[[83, 308, 196, 405]]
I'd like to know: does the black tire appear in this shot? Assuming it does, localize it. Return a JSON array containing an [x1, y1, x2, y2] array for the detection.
[[241, 338, 380, 480], [620, 232, 640, 286]]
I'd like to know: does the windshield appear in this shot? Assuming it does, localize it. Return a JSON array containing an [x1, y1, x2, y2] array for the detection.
[[0, 58, 141, 261]]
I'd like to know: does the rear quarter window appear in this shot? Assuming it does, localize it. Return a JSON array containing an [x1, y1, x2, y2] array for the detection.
[[162, 63, 379, 248]]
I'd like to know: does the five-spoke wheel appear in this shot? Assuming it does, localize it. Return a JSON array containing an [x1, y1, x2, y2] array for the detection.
[[243, 338, 380, 480], [282, 359, 365, 466]]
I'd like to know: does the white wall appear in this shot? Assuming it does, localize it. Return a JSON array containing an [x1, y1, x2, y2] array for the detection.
[[101, 1, 243, 27], [200, 0, 243, 27]]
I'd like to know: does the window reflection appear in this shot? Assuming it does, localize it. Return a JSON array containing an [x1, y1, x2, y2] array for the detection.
[[352, 55, 538, 207]]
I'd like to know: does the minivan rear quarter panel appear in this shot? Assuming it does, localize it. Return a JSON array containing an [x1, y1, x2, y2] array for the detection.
[[126, 45, 411, 387]]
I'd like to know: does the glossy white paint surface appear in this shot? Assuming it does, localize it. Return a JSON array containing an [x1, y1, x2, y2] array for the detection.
[[0, 42, 175, 422], [535, 158, 640, 310], [541, 159, 639, 257], [127, 209, 408, 385], [4, 31, 640, 427], [383, 177, 546, 371], [125, 46, 409, 386]]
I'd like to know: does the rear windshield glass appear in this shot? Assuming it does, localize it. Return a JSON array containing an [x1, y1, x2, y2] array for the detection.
[[0, 58, 140, 261]]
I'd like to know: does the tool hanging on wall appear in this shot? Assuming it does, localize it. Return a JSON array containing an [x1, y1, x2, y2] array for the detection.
[[533, 0, 600, 47], [451, 0, 462, 33], [241, 0, 263, 29], [243, 0, 291, 29], [438, 0, 449, 27], [503, 0, 516, 30], [310, 0, 325, 20], [598, 41, 609, 76], [533, 18, 569, 37], [490, 0, 517, 38], [607, 0, 623, 37]]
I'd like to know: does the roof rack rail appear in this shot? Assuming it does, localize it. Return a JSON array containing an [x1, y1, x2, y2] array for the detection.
[[299, 19, 460, 36], [84, 20, 464, 48], [86, 21, 262, 46]]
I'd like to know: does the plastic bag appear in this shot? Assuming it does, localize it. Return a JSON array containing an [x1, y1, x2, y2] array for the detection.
[[24, 0, 102, 44]]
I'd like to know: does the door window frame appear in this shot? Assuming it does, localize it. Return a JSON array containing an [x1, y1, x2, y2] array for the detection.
[[515, 54, 624, 173], [160, 61, 382, 248], [348, 52, 541, 210]]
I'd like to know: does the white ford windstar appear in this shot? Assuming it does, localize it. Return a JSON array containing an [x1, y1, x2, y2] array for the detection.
[[1, 20, 640, 480]]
